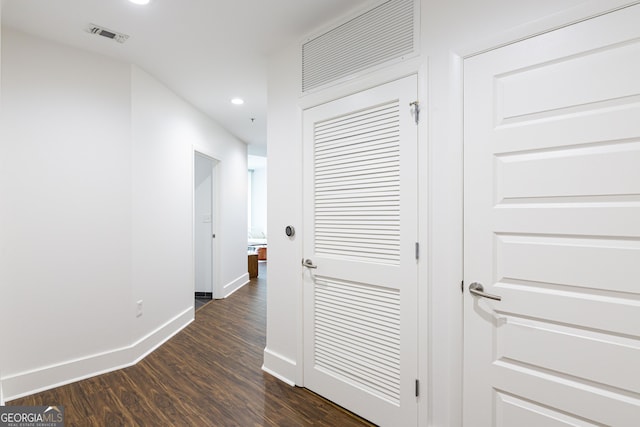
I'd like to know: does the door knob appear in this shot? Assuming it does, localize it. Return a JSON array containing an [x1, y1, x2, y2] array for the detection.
[[302, 258, 317, 269], [469, 282, 502, 301]]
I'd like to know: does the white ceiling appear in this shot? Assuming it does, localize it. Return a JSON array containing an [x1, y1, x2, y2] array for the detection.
[[2, 0, 374, 156]]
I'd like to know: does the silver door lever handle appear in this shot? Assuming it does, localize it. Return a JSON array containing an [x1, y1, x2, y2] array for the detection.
[[469, 282, 502, 301], [302, 259, 317, 269]]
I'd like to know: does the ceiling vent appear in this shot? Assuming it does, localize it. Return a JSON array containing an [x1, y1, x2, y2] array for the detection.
[[85, 24, 129, 44], [302, 0, 417, 93]]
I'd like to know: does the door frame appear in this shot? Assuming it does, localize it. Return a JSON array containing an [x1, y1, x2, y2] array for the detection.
[[296, 65, 428, 427], [457, 0, 640, 422], [193, 148, 221, 300]]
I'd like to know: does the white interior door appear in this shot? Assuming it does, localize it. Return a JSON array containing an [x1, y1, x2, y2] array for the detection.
[[463, 5, 640, 426], [194, 153, 218, 297], [303, 75, 419, 426]]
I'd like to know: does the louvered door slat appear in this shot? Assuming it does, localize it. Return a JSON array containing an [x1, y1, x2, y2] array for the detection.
[[316, 118, 399, 141], [315, 133, 399, 152], [316, 142, 399, 160], [315, 191, 399, 200], [317, 157, 399, 172], [314, 278, 402, 403], [316, 107, 399, 131], [316, 103, 399, 130]]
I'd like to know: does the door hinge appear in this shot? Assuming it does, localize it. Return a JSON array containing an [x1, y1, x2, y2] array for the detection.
[[461, 280, 464, 293], [415, 242, 420, 260], [409, 100, 420, 125], [415, 379, 420, 397]]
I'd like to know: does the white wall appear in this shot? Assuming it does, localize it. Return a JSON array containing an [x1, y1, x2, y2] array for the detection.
[[264, 0, 635, 425], [263, 43, 303, 381], [0, 29, 133, 396], [131, 65, 248, 308], [0, 28, 248, 400]]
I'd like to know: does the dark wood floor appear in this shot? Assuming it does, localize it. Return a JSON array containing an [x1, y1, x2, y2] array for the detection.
[[9, 263, 373, 426]]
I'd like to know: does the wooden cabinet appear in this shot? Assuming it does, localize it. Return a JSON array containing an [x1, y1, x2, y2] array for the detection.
[[248, 253, 258, 278]]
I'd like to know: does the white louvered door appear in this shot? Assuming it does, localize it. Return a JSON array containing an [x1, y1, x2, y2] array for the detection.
[[303, 75, 418, 427], [463, 5, 640, 426]]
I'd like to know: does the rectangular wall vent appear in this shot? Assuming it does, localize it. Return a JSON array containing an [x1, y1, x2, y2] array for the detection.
[[85, 24, 130, 44], [302, 0, 416, 92]]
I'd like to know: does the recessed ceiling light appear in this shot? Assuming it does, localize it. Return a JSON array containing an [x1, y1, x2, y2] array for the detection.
[[129, 0, 151, 5], [231, 98, 244, 105]]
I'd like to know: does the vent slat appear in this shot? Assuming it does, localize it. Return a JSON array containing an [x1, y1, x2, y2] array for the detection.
[[302, 0, 415, 92]]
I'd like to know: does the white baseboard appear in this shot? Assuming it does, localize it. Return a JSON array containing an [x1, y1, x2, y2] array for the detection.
[[2, 307, 193, 402], [262, 347, 296, 386], [223, 273, 249, 298]]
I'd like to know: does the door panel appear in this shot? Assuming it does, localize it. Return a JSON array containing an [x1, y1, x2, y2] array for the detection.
[[303, 75, 418, 426], [463, 5, 640, 426], [194, 153, 213, 295]]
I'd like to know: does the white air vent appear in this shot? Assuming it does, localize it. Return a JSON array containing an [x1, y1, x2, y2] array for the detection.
[[85, 24, 129, 44], [302, 0, 416, 92]]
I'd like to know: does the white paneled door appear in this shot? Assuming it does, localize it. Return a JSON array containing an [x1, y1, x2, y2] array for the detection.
[[463, 5, 640, 426], [303, 75, 418, 426]]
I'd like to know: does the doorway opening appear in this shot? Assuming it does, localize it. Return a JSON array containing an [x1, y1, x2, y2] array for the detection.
[[248, 154, 267, 274], [194, 151, 219, 310]]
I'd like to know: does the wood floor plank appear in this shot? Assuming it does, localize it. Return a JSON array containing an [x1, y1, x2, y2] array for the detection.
[[8, 264, 374, 426]]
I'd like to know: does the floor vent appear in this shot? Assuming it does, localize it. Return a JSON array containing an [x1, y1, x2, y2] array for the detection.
[[302, 0, 416, 92], [85, 24, 130, 44]]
